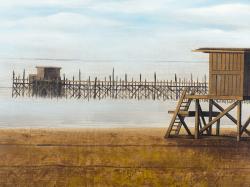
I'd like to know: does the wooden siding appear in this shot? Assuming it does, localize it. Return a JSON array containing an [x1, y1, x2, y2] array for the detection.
[[244, 53, 250, 96], [209, 52, 244, 97]]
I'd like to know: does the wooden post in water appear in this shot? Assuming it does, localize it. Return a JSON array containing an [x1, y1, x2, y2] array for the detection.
[[154, 72, 156, 100], [104, 77, 107, 98], [12, 70, 15, 97], [125, 74, 127, 99], [175, 74, 178, 99], [112, 68, 115, 98], [72, 76, 75, 97], [94, 77, 97, 99], [139, 74, 142, 100], [115, 76, 118, 99], [109, 75, 112, 98], [22, 69, 25, 96], [78, 69, 81, 98], [88, 76, 91, 100], [131, 78, 134, 99]]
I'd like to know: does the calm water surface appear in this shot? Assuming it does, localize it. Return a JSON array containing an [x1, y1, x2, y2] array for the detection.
[[0, 59, 246, 128]]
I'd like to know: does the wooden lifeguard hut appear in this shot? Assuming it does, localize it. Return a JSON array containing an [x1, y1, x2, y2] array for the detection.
[[165, 48, 250, 141]]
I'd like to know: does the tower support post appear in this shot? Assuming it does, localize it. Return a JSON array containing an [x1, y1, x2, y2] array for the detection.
[[208, 99, 213, 135], [195, 99, 200, 139], [216, 119, 220, 136], [237, 101, 242, 142]]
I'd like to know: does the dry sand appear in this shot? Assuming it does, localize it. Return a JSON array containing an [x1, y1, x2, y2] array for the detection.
[[0, 128, 250, 187]]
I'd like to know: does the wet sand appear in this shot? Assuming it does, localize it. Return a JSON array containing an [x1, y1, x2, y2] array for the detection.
[[0, 128, 250, 186]]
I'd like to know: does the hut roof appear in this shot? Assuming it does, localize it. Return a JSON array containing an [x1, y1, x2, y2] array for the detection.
[[36, 66, 61, 69], [193, 48, 250, 53]]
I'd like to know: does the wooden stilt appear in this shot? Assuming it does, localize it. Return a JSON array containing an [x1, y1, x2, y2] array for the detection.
[[195, 99, 199, 139], [208, 99, 213, 135], [237, 101, 242, 141], [216, 119, 220, 136]]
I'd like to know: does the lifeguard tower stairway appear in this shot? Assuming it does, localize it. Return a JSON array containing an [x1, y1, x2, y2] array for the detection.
[[165, 48, 250, 141]]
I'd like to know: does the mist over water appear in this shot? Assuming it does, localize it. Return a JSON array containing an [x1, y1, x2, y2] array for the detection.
[[2, 59, 242, 129]]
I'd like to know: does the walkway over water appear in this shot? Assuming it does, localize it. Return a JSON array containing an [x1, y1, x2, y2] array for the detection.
[[12, 69, 208, 100]]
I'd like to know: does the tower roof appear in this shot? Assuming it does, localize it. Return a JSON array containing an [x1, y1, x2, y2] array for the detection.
[[193, 48, 250, 53]]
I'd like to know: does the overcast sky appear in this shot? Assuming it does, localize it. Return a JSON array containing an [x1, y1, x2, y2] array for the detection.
[[0, 0, 250, 61]]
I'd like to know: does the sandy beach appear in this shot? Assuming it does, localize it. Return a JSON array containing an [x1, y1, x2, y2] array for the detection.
[[0, 128, 250, 187]]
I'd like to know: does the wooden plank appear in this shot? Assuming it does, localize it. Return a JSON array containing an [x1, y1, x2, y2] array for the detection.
[[209, 74, 216, 95], [239, 53, 243, 70], [185, 94, 243, 100], [221, 53, 226, 71], [185, 95, 209, 99], [224, 74, 228, 96], [212, 53, 217, 71], [216, 75, 220, 95], [211, 71, 241, 75], [230, 53, 235, 71], [232, 75, 236, 96], [226, 53, 230, 70], [168, 110, 220, 117], [199, 101, 238, 133], [217, 53, 221, 70], [229, 53, 233, 70], [228, 75, 233, 96], [233, 53, 237, 70]]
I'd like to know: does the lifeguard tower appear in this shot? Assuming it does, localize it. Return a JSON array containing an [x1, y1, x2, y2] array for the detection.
[[165, 48, 250, 141]]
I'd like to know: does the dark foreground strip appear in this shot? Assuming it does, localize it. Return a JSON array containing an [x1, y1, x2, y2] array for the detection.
[[0, 143, 248, 148], [0, 164, 250, 171]]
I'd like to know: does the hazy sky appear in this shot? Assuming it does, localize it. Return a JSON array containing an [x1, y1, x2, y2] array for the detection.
[[1, 1, 250, 127], [0, 0, 250, 61]]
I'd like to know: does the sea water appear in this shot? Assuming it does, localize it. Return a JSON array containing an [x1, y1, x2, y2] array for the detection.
[[0, 59, 241, 128]]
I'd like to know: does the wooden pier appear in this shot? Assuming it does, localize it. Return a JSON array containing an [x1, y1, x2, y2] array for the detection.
[[12, 69, 208, 100]]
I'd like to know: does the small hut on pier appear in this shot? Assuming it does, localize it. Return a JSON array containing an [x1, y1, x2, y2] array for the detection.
[[29, 66, 62, 97], [29, 66, 61, 81]]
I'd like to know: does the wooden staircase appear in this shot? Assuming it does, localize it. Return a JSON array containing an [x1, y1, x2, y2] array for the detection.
[[165, 88, 194, 138]]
